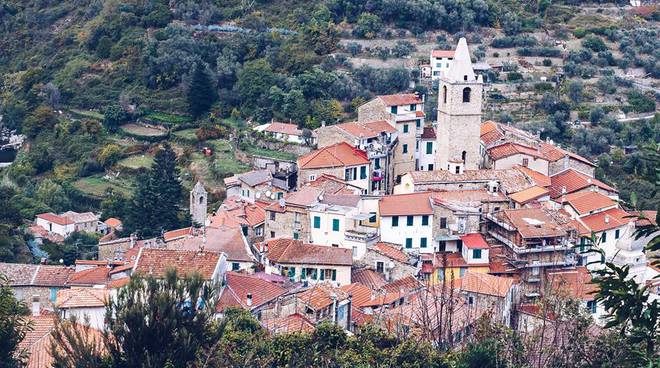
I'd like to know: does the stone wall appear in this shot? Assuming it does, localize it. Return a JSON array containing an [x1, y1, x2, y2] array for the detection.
[[357, 99, 390, 123], [265, 207, 311, 242], [298, 166, 345, 188], [360, 250, 418, 282], [315, 126, 355, 147]]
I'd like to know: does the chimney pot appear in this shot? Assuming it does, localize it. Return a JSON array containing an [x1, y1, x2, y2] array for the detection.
[[246, 293, 253, 307]]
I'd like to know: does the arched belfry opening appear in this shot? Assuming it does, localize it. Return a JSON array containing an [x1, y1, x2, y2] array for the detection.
[[462, 87, 471, 103]]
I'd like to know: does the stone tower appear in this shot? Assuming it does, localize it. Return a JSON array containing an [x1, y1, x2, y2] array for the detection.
[[190, 181, 207, 226], [435, 37, 483, 173]]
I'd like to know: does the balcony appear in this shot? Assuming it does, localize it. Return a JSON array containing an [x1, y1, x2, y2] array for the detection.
[[345, 229, 379, 243], [488, 230, 573, 254]]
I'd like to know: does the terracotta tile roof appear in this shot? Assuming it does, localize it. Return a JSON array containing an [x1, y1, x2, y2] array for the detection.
[[487, 142, 547, 161], [539, 142, 595, 166], [56, 288, 109, 309], [298, 142, 369, 169], [372, 242, 409, 263], [320, 194, 361, 207], [381, 275, 422, 294], [133, 248, 220, 280], [630, 210, 657, 227], [377, 93, 423, 106], [549, 169, 617, 198], [496, 208, 569, 239], [265, 238, 352, 266], [305, 174, 362, 195], [562, 191, 617, 215], [433, 252, 468, 268], [0, 263, 39, 285], [297, 284, 349, 310], [265, 122, 304, 136], [461, 233, 489, 249], [420, 126, 436, 139], [163, 227, 192, 242], [460, 272, 514, 297], [209, 196, 266, 228], [515, 165, 551, 187], [509, 186, 550, 205], [363, 120, 397, 133], [67, 267, 110, 286], [216, 272, 287, 312], [351, 268, 387, 290], [481, 131, 505, 147], [264, 313, 315, 334], [361, 292, 404, 307], [166, 226, 255, 263], [379, 192, 433, 216], [431, 50, 455, 58], [334, 120, 396, 139], [265, 187, 323, 212], [340, 283, 374, 307], [433, 189, 506, 206], [547, 267, 597, 301], [107, 277, 130, 289], [108, 263, 133, 275], [104, 217, 122, 228], [36, 212, 71, 226], [579, 207, 632, 233], [415, 110, 425, 118], [351, 306, 373, 326], [34, 266, 75, 287]]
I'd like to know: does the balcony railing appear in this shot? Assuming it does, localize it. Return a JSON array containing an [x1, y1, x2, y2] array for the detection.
[[488, 230, 574, 254], [345, 229, 379, 243]]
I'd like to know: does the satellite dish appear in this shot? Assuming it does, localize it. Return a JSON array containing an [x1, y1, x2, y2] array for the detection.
[[278, 198, 286, 207], [270, 193, 276, 200], [265, 190, 272, 197], [256, 192, 262, 199]]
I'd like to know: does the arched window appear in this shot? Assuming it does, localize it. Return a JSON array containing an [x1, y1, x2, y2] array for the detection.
[[199, 196, 204, 204], [442, 86, 447, 104], [462, 87, 471, 103], [462, 151, 467, 163]]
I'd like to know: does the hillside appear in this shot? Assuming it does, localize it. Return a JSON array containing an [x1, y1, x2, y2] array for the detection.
[[0, 0, 658, 261]]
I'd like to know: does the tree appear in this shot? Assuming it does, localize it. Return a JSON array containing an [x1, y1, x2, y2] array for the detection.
[[49, 316, 110, 368], [187, 62, 217, 118], [96, 36, 113, 59], [627, 90, 656, 113], [105, 270, 214, 368], [21, 105, 57, 138], [582, 36, 607, 52], [567, 80, 584, 104], [97, 144, 123, 168], [35, 179, 70, 213], [354, 13, 382, 39], [236, 59, 277, 118], [589, 107, 605, 124], [0, 274, 32, 368], [102, 105, 127, 133]]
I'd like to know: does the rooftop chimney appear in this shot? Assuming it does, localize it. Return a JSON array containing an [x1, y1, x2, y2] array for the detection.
[[604, 215, 610, 224], [32, 295, 40, 317], [246, 293, 253, 307]]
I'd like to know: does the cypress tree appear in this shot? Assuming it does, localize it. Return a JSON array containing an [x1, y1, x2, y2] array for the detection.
[[187, 62, 217, 118]]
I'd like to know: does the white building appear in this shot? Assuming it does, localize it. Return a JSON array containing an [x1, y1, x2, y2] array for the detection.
[[308, 195, 379, 259], [254, 121, 317, 145], [378, 192, 434, 254], [417, 126, 436, 171], [430, 49, 455, 79], [56, 288, 110, 330], [35, 211, 99, 237]]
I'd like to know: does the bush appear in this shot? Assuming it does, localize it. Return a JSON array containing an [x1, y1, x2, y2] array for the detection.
[[353, 13, 382, 39], [345, 42, 362, 56], [507, 72, 523, 81], [582, 36, 607, 52], [627, 91, 656, 113], [517, 47, 561, 57], [542, 58, 552, 66], [573, 28, 588, 38], [590, 107, 605, 123]]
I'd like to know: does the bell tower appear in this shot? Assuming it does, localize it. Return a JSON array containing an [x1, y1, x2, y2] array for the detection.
[[190, 181, 208, 226], [435, 38, 483, 172]]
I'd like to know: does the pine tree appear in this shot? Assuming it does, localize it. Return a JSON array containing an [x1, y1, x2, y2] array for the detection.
[[187, 62, 217, 118]]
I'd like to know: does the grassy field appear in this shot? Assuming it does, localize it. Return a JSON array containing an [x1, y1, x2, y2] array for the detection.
[[117, 154, 154, 170], [120, 123, 168, 137], [244, 145, 297, 161], [69, 109, 104, 120], [143, 110, 193, 125], [173, 128, 198, 141], [73, 176, 133, 197]]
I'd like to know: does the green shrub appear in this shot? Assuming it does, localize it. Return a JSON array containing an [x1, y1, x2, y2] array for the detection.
[[573, 28, 588, 38], [542, 58, 552, 66]]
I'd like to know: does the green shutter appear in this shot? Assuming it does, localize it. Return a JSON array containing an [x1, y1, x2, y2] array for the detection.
[[392, 216, 399, 227], [360, 166, 367, 179], [313, 216, 321, 229], [406, 238, 412, 248], [426, 142, 433, 154], [301, 268, 306, 279], [473, 249, 481, 259], [407, 216, 414, 226], [320, 269, 325, 280], [331, 269, 337, 281], [420, 237, 427, 248], [312, 269, 318, 280], [332, 219, 340, 231], [422, 215, 429, 226], [403, 124, 409, 133]]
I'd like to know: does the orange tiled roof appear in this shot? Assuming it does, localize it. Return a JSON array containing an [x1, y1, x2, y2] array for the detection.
[[167, 226, 254, 263], [351, 268, 387, 290], [306, 174, 363, 195], [372, 242, 409, 263], [209, 196, 266, 228], [515, 165, 551, 187], [216, 272, 287, 312], [33, 265, 75, 287], [497, 208, 569, 239], [509, 186, 550, 205], [264, 313, 315, 334], [381, 275, 422, 294], [539, 142, 595, 166], [340, 283, 374, 307], [379, 192, 433, 216], [36, 213, 71, 226], [163, 227, 192, 242], [107, 277, 131, 289], [335, 120, 396, 138], [378, 93, 423, 106], [265, 238, 352, 266], [487, 142, 547, 161], [56, 288, 109, 309], [265, 122, 304, 136], [549, 169, 616, 198], [298, 142, 369, 169], [547, 267, 597, 301], [433, 252, 468, 268], [433, 189, 507, 205], [420, 126, 436, 139], [67, 267, 111, 286], [431, 50, 455, 58], [579, 207, 632, 233], [298, 285, 349, 310], [104, 217, 122, 228], [460, 233, 489, 249], [562, 191, 617, 215], [460, 272, 515, 297], [134, 248, 220, 280]]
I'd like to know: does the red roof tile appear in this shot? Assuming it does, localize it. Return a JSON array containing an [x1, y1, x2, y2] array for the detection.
[[509, 186, 550, 205], [460, 233, 489, 249], [209, 196, 266, 228], [379, 192, 433, 216], [306, 174, 363, 195], [539, 142, 595, 166], [433, 252, 468, 268], [515, 166, 551, 187], [579, 207, 632, 233], [56, 288, 109, 309], [488, 142, 547, 161], [547, 267, 597, 301], [167, 226, 255, 263], [216, 272, 287, 312], [298, 285, 349, 310], [67, 267, 110, 286], [378, 93, 423, 106], [340, 283, 374, 307], [431, 50, 455, 58], [104, 218, 122, 228], [381, 275, 422, 294], [163, 227, 192, 242], [351, 268, 387, 290], [372, 242, 409, 263], [36, 213, 71, 226], [549, 169, 617, 198], [265, 238, 352, 266], [420, 126, 436, 139], [496, 208, 570, 239], [33, 266, 75, 287], [265, 122, 304, 136], [264, 313, 315, 334], [134, 248, 220, 280], [298, 142, 369, 169], [562, 191, 617, 215], [460, 272, 514, 297]]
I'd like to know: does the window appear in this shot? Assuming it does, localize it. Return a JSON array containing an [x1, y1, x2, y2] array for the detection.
[[269, 212, 276, 221], [320, 269, 325, 280], [309, 174, 316, 181], [407, 216, 414, 226], [313, 216, 321, 229], [459, 267, 466, 277], [461, 151, 467, 163], [457, 240, 463, 252], [462, 87, 471, 103], [440, 217, 447, 229], [468, 296, 474, 305], [376, 261, 384, 273], [615, 229, 620, 239], [391, 106, 397, 114], [601, 231, 607, 243], [455, 165, 461, 174], [402, 144, 408, 153], [437, 271, 444, 281], [270, 231, 275, 238], [293, 232, 299, 240], [416, 141, 419, 151], [428, 164, 434, 170], [410, 104, 416, 111], [50, 288, 57, 302], [345, 167, 357, 181], [232, 262, 240, 271], [331, 269, 337, 281], [301, 267, 307, 280], [473, 249, 482, 259], [426, 142, 433, 154], [403, 124, 409, 133], [277, 192, 284, 199], [332, 219, 340, 231], [420, 237, 428, 248], [311, 268, 318, 280], [579, 237, 586, 252], [369, 212, 377, 223], [405, 238, 413, 248], [442, 86, 447, 104], [241, 226, 248, 236], [416, 119, 421, 128], [522, 158, 529, 167], [374, 158, 381, 169], [392, 216, 399, 227], [586, 300, 597, 314], [255, 227, 263, 236], [463, 75, 468, 81], [438, 241, 446, 252], [422, 215, 429, 226], [360, 166, 367, 179]]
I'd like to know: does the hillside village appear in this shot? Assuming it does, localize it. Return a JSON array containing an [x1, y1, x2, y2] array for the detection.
[[2, 36, 658, 367]]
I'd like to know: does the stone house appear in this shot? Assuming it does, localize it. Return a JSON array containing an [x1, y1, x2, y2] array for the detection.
[[264, 186, 323, 242], [430, 49, 455, 79], [132, 248, 227, 283], [459, 272, 517, 327], [215, 271, 289, 320], [297, 142, 371, 193], [358, 242, 419, 282], [254, 121, 317, 145], [55, 288, 110, 330], [208, 196, 267, 245], [223, 169, 288, 203], [548, 168, 618, 200], [35, 211, 99, 238], [0, 262, 74, 309]]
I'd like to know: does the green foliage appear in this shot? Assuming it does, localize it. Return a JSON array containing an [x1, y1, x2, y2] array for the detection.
[[21, 106, 57, 138], [187, 62, 218, 118], [50, 316, 111, 368], [353, 13, 382, 39], [626, 91, 656, 113], [0, 274, 32, 368], [103, 105, 127, 133], [582, 36, 608, 52]]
